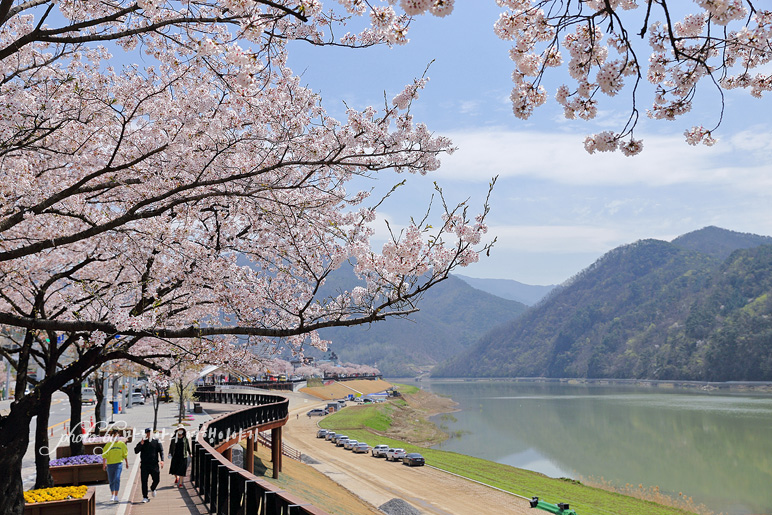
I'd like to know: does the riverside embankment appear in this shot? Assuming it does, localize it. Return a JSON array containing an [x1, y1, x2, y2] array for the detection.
[[280, 382, 700, 515]]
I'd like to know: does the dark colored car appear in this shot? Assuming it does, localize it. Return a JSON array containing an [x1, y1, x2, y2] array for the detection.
[[316, 429, 328, 438], [402, 453, 425, 466]]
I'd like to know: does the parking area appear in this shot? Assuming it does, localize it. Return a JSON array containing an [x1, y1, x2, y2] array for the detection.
[[282, 394, 531, 515]]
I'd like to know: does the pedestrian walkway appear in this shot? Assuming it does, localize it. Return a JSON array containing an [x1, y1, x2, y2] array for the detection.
[[123, 430, 208, 515], [86, 400, 214, 515]]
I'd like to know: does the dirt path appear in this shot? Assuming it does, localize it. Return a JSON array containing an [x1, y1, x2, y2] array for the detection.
[[283, 394, 532, 515]]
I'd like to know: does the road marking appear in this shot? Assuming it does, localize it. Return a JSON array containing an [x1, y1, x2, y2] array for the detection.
[[117, 461, 139, 515], [47, 406, 96, 431]]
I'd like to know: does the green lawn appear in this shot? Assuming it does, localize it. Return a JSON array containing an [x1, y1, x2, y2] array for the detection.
[[320, 404, 700, 515]]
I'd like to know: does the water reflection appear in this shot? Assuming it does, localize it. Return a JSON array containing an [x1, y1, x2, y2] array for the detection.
[[423, 380, 772, 515]]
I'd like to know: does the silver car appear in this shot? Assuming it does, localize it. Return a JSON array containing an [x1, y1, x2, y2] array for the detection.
[[353, 443, 370, 454], [343, 439, 358, 450]]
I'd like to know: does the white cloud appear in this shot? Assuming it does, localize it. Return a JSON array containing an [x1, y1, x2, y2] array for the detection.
[[434, 128, 772, 190], [484, 224, 626, 254]]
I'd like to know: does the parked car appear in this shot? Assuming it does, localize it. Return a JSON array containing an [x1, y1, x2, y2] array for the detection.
[[343, 439, 358, 450], [402, 453, 425, 466], [324, 431, 336, 441], [335, 437, 350, 447], [307, 408, 326, 417], [130, 392, 145, 405], [353, 443, 370, 454], [81, 387, 97, 405], [385, 448, 406, 462], [316, 429, 328, 438], [371, 445, 389, 457]]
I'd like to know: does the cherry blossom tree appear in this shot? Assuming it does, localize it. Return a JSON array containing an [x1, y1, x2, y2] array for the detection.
[[4, 0, 764, 512], [488, 0, 772, 154], [146, 372, 171, 432]]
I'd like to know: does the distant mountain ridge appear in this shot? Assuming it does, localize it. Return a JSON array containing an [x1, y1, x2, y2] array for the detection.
[[453, 274, 555, 305], [318, 274, 527, 377], [433, 227, 772, 381]]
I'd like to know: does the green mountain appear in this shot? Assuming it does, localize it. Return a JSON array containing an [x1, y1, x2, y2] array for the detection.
[[433, 227, 772, 381], [318, 274, 527, 376]]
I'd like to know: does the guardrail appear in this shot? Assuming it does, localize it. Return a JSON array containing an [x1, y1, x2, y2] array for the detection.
[[257, 431, 302, 462], [191, 392, 329, 515], [195, 389, 289, 406]]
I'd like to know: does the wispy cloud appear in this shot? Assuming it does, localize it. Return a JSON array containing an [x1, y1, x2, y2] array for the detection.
[[483, 224, 626, 254], [435, 129, 772, 190]]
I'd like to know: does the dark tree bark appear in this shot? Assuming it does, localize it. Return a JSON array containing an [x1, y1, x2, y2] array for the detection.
[[152, 390, 162, 431], [62, 381, 84, 457], [0, 399, 35, 515], [33, 391, 54, 489], [93, 372, 105, 429]]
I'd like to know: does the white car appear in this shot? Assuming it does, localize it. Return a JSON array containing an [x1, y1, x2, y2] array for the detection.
[[81, 387, 97, 405], [130, 392, 146, 405], [371, 444, 389, 457], [385, 448, 406, 462]]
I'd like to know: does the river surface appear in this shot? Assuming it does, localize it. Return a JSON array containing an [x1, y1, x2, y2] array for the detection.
[[414, 379, 772, 515]]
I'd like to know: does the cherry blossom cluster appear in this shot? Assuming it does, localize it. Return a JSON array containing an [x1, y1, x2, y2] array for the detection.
[[0, 0, 494, 386], [492, 1, 772, 154]]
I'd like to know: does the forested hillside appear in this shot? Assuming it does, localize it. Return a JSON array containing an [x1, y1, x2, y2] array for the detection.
[[434, 227, 772, 381], [318, 274, 527, 376]]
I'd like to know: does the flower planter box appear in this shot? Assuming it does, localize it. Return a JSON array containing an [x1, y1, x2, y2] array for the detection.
[[24, 488, 95, 515], [50, 464, 107, 486], [55, 442, 111, 459]]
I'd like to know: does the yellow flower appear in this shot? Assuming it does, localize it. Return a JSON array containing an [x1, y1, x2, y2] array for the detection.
[[24, 485, 88, 503]]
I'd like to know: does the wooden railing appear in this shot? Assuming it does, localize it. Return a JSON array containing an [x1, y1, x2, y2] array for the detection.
[[191, 392, 328, 515], [257, 431, 302, 462]]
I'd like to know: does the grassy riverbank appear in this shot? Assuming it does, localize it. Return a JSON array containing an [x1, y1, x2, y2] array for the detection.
[[319, 385, 704, 515]]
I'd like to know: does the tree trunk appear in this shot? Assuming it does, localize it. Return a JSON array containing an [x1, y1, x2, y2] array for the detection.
[[176, 380, 185, 425], [152, 392, 161, 431], [93, 372, 104, 428], [62, 382, 84, 457], [33, 391, 54, 489], [0, 403, 34, 515]]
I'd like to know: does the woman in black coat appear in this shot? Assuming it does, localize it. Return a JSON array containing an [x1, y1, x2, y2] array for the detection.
[[169, 426, 191, 486]]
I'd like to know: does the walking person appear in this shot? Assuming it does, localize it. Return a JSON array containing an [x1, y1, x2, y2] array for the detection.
[[101, 429, 129, 503], [168, 425, 191, 487], [134, 428, 164, 503]]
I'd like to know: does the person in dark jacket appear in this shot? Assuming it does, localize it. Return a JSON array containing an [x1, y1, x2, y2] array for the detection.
[[168, 426, 191, 486], [134, 428, 164, 502]]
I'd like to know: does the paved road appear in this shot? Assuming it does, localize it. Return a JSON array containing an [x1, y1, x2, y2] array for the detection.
[[282, 393, 532, 515]]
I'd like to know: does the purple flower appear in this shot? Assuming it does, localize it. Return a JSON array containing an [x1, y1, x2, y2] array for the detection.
[[50, 454, 103, 467]]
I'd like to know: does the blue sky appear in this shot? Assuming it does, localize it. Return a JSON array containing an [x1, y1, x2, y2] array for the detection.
[[288, 3, 772, 285]]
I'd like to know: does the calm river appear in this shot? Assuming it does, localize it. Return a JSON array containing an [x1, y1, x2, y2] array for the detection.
[[415, 380, 772, 515]]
